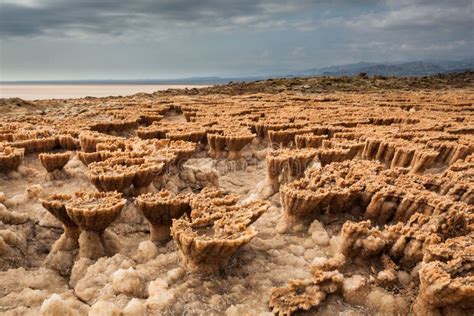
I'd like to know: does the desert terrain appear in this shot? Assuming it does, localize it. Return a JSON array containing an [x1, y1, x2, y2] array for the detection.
[[0, 72, 473, 315]]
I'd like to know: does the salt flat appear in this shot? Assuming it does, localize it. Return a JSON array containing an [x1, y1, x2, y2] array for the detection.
[[0, 84, 210, 100]]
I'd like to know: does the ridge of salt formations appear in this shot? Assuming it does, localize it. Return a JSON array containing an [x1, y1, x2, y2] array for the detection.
[[0, 81, 472, 315]]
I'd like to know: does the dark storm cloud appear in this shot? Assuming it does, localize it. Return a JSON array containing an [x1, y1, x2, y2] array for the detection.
[[0, 2, 124, 36], [0, 0, 327, 37], [1, 0, 471, 38]]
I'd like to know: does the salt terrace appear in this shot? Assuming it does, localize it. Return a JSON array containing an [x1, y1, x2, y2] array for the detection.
[[0, 74, 473, 315]]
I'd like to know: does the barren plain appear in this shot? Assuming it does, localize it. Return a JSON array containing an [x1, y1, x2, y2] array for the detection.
[[0, 72, 473, 315]]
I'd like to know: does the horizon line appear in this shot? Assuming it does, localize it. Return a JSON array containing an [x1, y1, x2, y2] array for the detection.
[[3, 57, 473, 84]]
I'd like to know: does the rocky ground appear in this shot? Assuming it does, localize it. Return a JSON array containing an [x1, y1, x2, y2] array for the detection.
[[157, 70, 474, 96], [0, 73, 473, 315]]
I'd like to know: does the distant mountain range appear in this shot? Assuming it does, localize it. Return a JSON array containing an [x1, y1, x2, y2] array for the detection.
[[292, 59, 474, 77], [2, 59, 473, 85]]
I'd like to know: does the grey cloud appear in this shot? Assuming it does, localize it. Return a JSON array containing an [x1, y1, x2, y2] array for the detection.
[[0, 0, 472, 81], [347, 1, 473, 30], [0, 0, 326, 37], [318, 0, 474, 61]]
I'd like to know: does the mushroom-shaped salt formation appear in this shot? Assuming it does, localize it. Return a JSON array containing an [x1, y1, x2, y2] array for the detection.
[[87, 159, 140, 192], [160, 140, 196, 161], [410, 149, 438, 174], [133, 162, 165, 193], [316, 148, 354, 165], [89, 118, 138, 133], [363, 186, 437, 225], [11, 130, 59, 153], [41, 194, 79, 275], [268, 128, 316, 147], [295, 134, 327, 149], [139, 139, 194, 164], [166, 124, 207, 144], [224, 129, 255, 160], [95, 140, 126, 152], [189, 187, 240, 216], [265, 148, 319, 195], [340, 205, 472, 269], [362, 138, 440, 173], [414, 236, 474, 315], [0, 146, 24, 173], [137, 112, 164, 126], [207, 132, 227, 159], [428, 140, 471, 165], [58, 134, 80, 150], [77, 150, 115, 166], [135, 190, 191, 242], [137, 123, 169, 140], [269, 255, 345, 315], [39, 152, 72, 172], [339, 220, 387, 259], [280, 178, 360, 225], [279, 159, 389, 226], [253, 119, 307, 142], [207, 127, 255, 160], [322, 139, 364, 160], [171, 200, 269, 273], [79, 131, 119, 152], [88, 155, 165, 193], [66, 191, 126, 260]]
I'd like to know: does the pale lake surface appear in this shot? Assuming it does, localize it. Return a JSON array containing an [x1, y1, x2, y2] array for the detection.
[[0, 84, 210, 100]]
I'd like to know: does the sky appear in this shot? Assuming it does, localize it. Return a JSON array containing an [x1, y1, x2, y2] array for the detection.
[[0, 0, 473, 81]]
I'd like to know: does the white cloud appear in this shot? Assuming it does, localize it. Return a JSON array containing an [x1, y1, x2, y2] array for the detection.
[[1, 0, 40, 7], [346, 1, 473, 29]]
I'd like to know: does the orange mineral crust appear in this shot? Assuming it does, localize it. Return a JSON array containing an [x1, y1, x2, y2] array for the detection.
[[0, 74, 473, 315]]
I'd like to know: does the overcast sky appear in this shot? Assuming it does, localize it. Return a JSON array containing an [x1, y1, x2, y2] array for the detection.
[[0, 0, 472, 80]]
